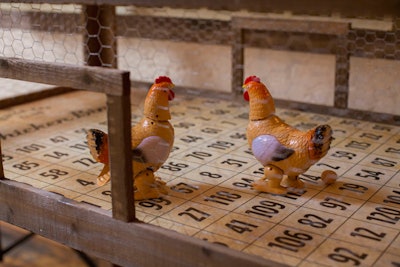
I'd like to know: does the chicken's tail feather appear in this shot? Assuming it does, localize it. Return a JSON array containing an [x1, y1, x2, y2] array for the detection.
[[87, 129, 109, 164], [309, 125, 333, 160]]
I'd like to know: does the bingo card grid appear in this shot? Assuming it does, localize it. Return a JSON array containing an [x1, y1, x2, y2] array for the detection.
[[0, 90, 399, 267]]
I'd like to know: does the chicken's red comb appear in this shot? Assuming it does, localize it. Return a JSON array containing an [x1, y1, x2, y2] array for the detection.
[[155, 76, 172, 84], [244, 76, 261, 84]]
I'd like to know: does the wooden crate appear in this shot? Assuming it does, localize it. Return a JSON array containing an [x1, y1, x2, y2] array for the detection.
[[0, 2, 399, 266]]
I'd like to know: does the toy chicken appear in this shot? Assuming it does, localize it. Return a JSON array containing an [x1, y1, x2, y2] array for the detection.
[[243, 76, 333, 194], [87, 76, 175, 200]]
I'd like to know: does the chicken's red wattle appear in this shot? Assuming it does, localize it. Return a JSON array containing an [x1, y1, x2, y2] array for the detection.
[[243, 91, 249, 101]]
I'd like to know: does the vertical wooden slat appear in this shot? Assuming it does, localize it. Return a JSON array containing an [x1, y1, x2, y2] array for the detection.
[[232, 27, 244, 94], [0, 226, 2, 262], [106, 74, 135, 222], [0, 141, 3, 261], [83, 5, 134, 221], [0, 141, 4, 179], [84, 4, 135, 221], [84, 5, 117, 68], [334, 31, 350, 109]]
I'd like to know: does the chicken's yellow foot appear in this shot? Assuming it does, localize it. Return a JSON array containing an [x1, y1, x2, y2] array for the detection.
[[97, 165, 110, 186], [134, 169, 168, 200], [252, 165, 287, 195], [252, 179, 287, 195], [281, 175, 304, 189]]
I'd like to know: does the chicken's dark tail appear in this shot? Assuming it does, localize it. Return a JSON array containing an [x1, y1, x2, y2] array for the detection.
[[86, 129, 109, 164], [309, 125, 333, 160]]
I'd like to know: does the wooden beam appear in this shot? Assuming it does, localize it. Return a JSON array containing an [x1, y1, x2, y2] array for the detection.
[[0, 57, 128, 96], [231, 27, 244, 94], [0, 57, 135, 222], [107, 93, 135, 222], [273, 99, 400, 126], [232, 17, 350, 35], [334, 34, 350, 109], [82, 5, 134, 221], [84, 5, 117, 68], [0, 179, 281, 267], [0, 0, 398, 17], [0, 87, 73, 109], [0, 141, 3, 179]]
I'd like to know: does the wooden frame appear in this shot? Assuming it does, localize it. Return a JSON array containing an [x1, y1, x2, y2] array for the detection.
[[0, 2, 399, 266], [0, 137, 3, 180], [231, 17, 352, 108], [0, 57, 278, 266], [231, 17, 350, 108], [0, 0, 399, 17], [230, 16, 400, 125], [1, 2, 399, 125], [0, 57, 134, 221]]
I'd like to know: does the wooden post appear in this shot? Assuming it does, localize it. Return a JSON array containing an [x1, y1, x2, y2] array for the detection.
[[231, 27, 244, 94], [334, 32, 350, 109], [0, 141, 4, 180], [83, 5, 135, 221], [84, 5, 117, 68], [107, 89, 136, 222], [0, 223, 2, 262], [0, 142, 3, 261], [0, 57, 135, 220]]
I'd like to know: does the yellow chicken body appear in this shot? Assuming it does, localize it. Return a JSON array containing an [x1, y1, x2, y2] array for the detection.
[[243, 76, 333, 194], [247, 116, 318, 177], [130, 117, 174, 176], [87, 76, 175, 200]]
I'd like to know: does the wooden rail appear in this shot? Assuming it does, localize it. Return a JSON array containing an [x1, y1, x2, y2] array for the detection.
[[0, 141, 3, 179], [0, 57, 135, 221], [231, 17, 350, 35], [0, 57, 128, 96], [0, 179, 279, 266], [0, 0, 399, 17], [231, 17, 351, 109], [0, 2, 399, 265]]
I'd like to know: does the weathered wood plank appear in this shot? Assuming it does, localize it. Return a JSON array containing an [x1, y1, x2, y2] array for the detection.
[[107, 93, 135, 222], [0, 179, 282, 267], [0, 56, 135, 221], [273, 99, 400, 126], [232, 17, 350, 35], [0, 142, 4, 179], [0, 87, 73, 109], [0, 57, 129, 96], [231, 27, 244, 94], [84, 5, 117, 68], [0, 0, 398, 17]]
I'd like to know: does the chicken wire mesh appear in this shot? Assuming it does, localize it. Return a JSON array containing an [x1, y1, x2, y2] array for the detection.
[[0, 3, 399, 117]]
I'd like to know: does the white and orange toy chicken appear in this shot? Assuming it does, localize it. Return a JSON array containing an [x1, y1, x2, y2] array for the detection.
[[87, 76, 175, 200], [243, 76, 333, 194]]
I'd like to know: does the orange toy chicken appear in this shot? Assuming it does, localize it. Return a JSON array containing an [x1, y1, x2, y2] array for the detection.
[[243, 76, 333, 194], [87, 76, 175, 200]]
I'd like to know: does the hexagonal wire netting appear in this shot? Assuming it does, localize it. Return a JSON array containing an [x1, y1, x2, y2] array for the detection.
[[0, 4, 235, 91], [0, 3, 399, 114], [0, 4, 84, 64]]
